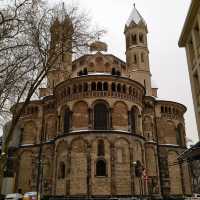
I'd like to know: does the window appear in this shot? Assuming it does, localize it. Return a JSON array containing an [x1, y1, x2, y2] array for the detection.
[[112, 83, 116, 92], [132, 34, 137, 45], [123, 85, 126, 93], [103, 82, 108, 91], [139, 33, 144, 43], [112, 68, 116, 75], [98, 140, 105, 156], [91, 82, 96, 91], [129, 87, 132, 95], [117, 84, 121, 92], [97, 82, 103, 91], [96, 159, 106, 176], [58, 162, 65, 179], [94, 103, 109, 130], [64, 108, 70, 132]]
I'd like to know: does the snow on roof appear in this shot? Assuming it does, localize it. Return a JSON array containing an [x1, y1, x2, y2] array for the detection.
[[126, 5, 146, 26]]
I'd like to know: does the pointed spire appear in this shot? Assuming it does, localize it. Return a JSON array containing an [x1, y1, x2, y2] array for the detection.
[[126, 4, 146, 27]]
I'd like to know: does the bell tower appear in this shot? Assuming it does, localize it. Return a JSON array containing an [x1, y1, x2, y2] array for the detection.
[[125, 4, 153, 96], [47, 16, 73, 90]]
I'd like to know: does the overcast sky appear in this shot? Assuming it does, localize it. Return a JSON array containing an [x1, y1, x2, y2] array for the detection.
[[65, 0, 198, 143], [1, 0, 199, 144]]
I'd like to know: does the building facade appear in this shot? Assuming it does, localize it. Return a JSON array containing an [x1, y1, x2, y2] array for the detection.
[[179, 0, 200, 194], [7, 6, 192, 199], [179, 0, 200, 137]]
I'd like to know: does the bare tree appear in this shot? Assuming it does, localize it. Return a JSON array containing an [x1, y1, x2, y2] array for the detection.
[[0, 0, 104, 188]]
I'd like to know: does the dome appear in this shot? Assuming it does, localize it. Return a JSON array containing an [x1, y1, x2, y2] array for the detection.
[[90, 41, 108, 52]]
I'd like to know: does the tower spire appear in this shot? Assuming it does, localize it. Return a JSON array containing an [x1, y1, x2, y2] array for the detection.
[[124, 6, 152, 96]]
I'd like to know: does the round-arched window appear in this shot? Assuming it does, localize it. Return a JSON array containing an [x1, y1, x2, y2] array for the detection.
[[94, 103, 109, 130], [96, 159, 106, 176]]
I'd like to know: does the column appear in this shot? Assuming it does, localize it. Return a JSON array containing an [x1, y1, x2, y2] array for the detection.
[[69, 111, 73, 131], [128, 111, 132, 132], [130, 147, 135, 195], [180, 163, 185, 195], [110, 143, 116, 196], [53, 150, 58, 195], [66, 148, 71, 195], [87, 144, 92, 196], [88, 108, 92, 129], [109, 108, 113, 130], [58, 115, 61, 132]]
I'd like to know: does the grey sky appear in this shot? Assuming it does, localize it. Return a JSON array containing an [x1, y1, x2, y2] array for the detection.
[[1, 0, 198, 143]]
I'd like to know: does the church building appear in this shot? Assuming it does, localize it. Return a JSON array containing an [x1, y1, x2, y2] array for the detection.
[[8, 5, 192, 199]]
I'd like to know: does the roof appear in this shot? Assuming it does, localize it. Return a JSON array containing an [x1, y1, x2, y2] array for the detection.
[[179, 0, 200, 47], [126, 5, 146, 27]]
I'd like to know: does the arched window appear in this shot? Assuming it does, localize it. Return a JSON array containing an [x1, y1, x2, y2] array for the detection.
[[97, 82, 103, 91], [133, 88, 136, 96], [83, 83, 88, 92], [103, 82, 108, 91], [94, 103, 109, 130], [139, 33, 144, 43], [161, 106, 164, 113], [112, 68, 116, 75], [98, 140, 105, 156], [131, 106, 139, 133], [58, 162, 65, 179], [129, 87, 132, 95], [117, 84, 121, 92], [64, 108, 70, 132], [123, 85, 126, 93], [96, 159, 106, 176], [132, 34, 137, 45], [112, 83, 116, 92], [91, 82, 96, 91]]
